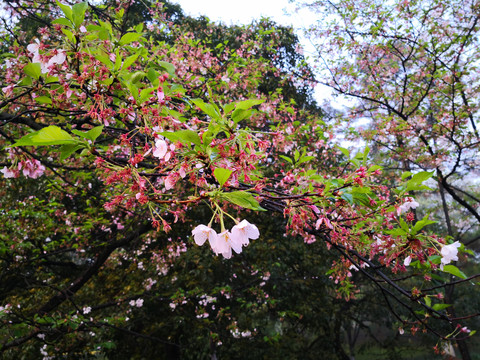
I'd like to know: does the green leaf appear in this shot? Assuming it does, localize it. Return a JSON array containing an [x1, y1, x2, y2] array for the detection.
[[223, 103, 236, 114], [13, 126, 75, 147], [35, 96, 52, 104], [279, 155, 293, 164], [158, 61, 176, 76], [119, 32, 142, 45], [59, 143, 85, 160], [362, 146, 370, 166], [409, 171, 434, 184], [23, 63, 42, 79], [432, 303, 451, 311], [61, 28, 76, 43], [130, 71, 145, 84], [221, 191, 266, 211], [235, 99, 264, 110], [341, 192, 353, 204], [232, 108, 253, 125], [401, 171, 413, 180], [72, 2, 88, 28], [114, 50, 122, 71], [336, 146, 350, 158], [52, 17, 72, 27], [412, 215, 436, 234], [160, 130, 202, 147], [442, 265, 467, 279], [139, 87, 155, 102], [95, 52, 113, 68], [213, 168, 233, 187], [192, 99, 221, 120], [123, 53, 140, 71], [424, 296, 431, 307], [57, 1, 73, 21], [385, 228, 408, 236], [71, 125, 103, 141]]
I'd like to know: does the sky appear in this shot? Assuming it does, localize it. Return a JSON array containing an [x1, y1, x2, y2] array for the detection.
[[172, 0, 298, 27]]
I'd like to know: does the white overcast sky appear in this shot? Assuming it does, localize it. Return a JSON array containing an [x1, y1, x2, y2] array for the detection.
[[172, 0, 298, 26]]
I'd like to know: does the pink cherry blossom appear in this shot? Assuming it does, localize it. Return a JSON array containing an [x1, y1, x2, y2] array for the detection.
[[315, 216, 333, 230], [1, 166, 17, 178], [153, 139, 168, 159], [164, 172, 179, 190], [20, 159, 45, 179], [48, 50, 66, 66]]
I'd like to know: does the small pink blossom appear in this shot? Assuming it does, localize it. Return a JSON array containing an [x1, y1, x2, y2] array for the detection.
[[48, 50, 66, 66], [27, 39, 40, 55], [404, 255, 412, 267], [164, 172, 179, 190], [153, 139, 168, 159], [1, 166, 17, 178], [2, 85, 14, 97], [315, 216, 333, 230]]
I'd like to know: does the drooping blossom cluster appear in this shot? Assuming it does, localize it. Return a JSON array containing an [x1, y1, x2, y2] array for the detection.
[[192, 220, 260, 259], [1, 158, 45, 179]]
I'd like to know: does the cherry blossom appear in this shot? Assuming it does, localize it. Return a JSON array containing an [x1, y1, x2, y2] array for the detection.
[[1, 166, 17, 178], [215, 230, 241, 259], [440, 241, 461, 269], [231, 220, 260, 246], [192, 225, 218, 247], [397, 198, 420, 215], [404, 255, 412, 267], [152, 139, 168, 159]]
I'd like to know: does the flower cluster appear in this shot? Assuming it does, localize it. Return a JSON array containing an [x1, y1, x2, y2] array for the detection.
[[192, 220, 259, 259], [27, 39, 66, 74]]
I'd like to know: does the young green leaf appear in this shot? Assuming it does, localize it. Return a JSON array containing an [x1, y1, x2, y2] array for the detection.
[[56, 1, 73, 21], [12, 126, 75, 147], [442, 265, 467, 279], [213, 168, 233, 187], [235, 99, 264, 110], [72, 2, 88, 28], [160, 130, 202, 147], [23, 63, 42, 79], [119, 32, 143, 46], [221, 191, 266, 211], [71, 125, 103, 142]]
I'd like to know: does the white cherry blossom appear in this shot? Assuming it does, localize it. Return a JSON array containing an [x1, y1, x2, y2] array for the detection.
[[440, 241, 461, 269], [231, 220, 260, 246], [192, 225, 218, 248]]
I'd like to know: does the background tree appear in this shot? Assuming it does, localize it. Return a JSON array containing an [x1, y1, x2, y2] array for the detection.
[[0, 0, 478, 359], [297, 0, 480, 357]]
